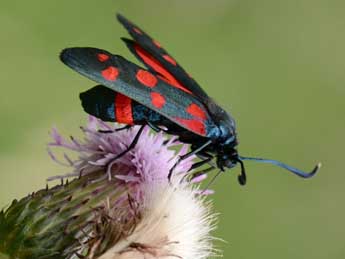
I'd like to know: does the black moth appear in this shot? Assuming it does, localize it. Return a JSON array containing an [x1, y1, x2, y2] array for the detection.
[[60, 14, 320, 185]]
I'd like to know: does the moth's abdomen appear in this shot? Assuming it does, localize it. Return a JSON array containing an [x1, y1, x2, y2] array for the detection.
[[80, 85, 163, 125]]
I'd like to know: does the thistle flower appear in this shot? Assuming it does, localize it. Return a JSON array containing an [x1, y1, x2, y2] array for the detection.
[[0, 117, 218, 259]]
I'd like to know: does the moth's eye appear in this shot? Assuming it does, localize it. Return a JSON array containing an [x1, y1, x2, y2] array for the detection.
[[225, 160, 235, 169]]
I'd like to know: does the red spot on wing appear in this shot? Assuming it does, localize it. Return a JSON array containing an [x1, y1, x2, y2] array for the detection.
[[163, 55, 177, 66], [115, 93, 134, 125], [136, 69, 158, 88], [97, 53, 109, 62], [175, 118, 206, 136], [153, 40, 161, 48], [186, 103, 207, 120], [133, 44, 193, 94], [151, 92, 166, 109], [102, 66, 119, 81], [133, 27, 142, 34]]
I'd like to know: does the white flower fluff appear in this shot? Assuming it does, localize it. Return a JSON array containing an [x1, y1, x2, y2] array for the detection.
[[99, 181, 217, 259]]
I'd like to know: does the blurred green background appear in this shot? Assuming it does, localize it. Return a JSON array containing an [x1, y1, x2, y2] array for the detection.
[[1, 0, 344, 258]]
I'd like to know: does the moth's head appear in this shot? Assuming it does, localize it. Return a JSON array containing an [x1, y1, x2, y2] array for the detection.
[[217, 148, 247, 185]]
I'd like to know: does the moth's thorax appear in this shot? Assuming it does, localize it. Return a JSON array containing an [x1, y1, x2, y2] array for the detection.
[[207, 108, 239, 168], [211, 111, 237, 142], [204, 123, 238, 164]]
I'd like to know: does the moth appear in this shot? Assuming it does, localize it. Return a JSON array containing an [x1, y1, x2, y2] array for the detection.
[[60, 14, 320, 185]]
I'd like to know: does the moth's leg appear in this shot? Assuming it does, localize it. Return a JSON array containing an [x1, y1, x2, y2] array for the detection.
[[115, 125, 132, 131], [191, 166, 215, 179], [168, 140, 213, 180], [179, 156, 214, 183], [193, 152, 225, 190], [180, 152, 215, 181], [115, 125, 145, 159], [201, 169, 224, 193], [106, 125, 145, 179], [194, 152, 216, 170], [98, 125, 131, 134], [146, 121, 168, 133], [163, 137, 179, 146], [189, 153, 214, 171]]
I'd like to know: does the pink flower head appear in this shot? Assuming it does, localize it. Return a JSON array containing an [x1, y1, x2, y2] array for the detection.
[[46, 117, 218, 258], [48, 116, 213, 201]]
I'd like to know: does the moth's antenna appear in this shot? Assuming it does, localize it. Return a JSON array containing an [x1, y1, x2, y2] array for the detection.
[[239, 156, 321, 178], [236, 158, 247, 185]]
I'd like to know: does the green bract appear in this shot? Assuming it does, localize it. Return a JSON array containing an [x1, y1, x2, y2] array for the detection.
[[0, 171, 136, 259]]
